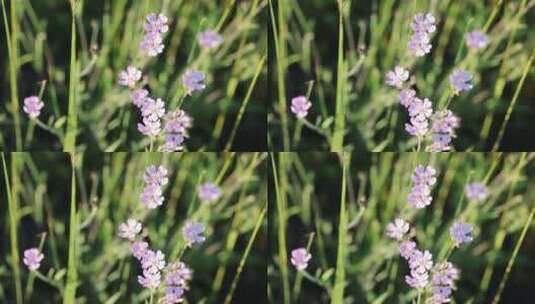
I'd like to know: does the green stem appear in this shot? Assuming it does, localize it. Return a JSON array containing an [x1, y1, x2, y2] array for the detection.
[[224, 55, 266, 150], [63, 153, 78, 304], [330, 1, 346, 152], [331, 152, 349, 304], [2, 153, 23, 304], [223, 205, 266, 304], [64, 4, 79, 152], [491, 205, 535, 304]]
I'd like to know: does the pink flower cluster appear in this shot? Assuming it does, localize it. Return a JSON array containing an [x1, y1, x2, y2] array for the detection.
[[117, 163, 207, 302], [408, 165, 437, 209], [291, 247, 312, 271], [429, 110, 460, 152], [408, 13, 436, 57], [290, 96, 312, 119], [140, 165, 168, 209], [23, 248, 44, 271], [140, 13, 169, 57], [198, 182, 222, 203], [23, 96, 45, 119]]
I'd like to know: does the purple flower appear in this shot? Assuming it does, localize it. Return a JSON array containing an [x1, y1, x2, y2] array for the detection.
[[160, 134, 185, 152], [144, 13, 169, 34], [23, 96, 44, 119], [132, 241, 149, 260], [23, 248, 44, 271], [140, 32, 165, 56], [386, 218, 410, 240], [465, 182, 489, 202], [405, 249, 433, 289], [404, 97, 433, 137], [118, 65, 142, 87], [182, 69, 206, 95], [399, 89, 416, 107], [138, 118, 162, 137], [144, 165, 169, 187], [430, 261, 459, 303], [131, 89, 149, 108], [291, 248, 312, 271], [139, 13, 168, 57], [450, 221, 473, 246], [137, 97, 165, 137], [408, 165, 437, 209], [411, 13, 436, 35], [198, 29, 224, 49], [428, 110, 460, 152], [182, 221, 206, 247], [408, 13, 436, 57], [399, 241, 417, 259], [163, 261, 192, 303], [198, 183, 221, 203], [408, 32, 432, 56], [465, 30, 489, 50], [290, 95, 312, 119], [140, 183, 164, 209], [118, 218, 142, 241], [161, 109, 193, 151], [137, 249, 166, 289], [405, 269, 429, 289], [386, 66, 409, 88], [449, 69, 473, 94]]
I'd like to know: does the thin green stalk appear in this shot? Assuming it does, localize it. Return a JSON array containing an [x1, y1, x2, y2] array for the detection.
[[1, 0, 22, 150], [331, 1, 346, 152], [224, 55, 266, 150], [270, 0, 290, 150], [491, 205, 535, 304], [64, 154, 78, 304], [492, 52, 534, 151], [2, 153, 23, 304], [331, 152, 349, 304], [223, 205, 266, 304], [64, 2, 79, 152], [271, 153, 290, 304]]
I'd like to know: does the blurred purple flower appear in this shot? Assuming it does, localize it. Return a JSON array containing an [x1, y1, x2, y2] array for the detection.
[[182, 221, 206, 247], [450, 221, 473, 247], [386, 218, 410, 241], [163, 261, 192, 303], [428, 110, 460, 152], [399, 241, 417, 259], [430, 261, 459, 303], [118, 218, 142, 241], [182, 69, 206, 95], [386, 66, 409, 89], [160, 134, 185, 152], [144, 13, 169, 34], [23, 248, 44, 271], [140, 13, 168, 57], [198, 29, 223, 49], [138, 249, 166, 289], [399, 89, 416, 108], [161, 109, 192, 151], [132, 241, 149, 260], [411, 13, 436, 35], [118, 65, 142, 88], [138, 118, 162, 137], [198, 183, 221, 203], [404, 97, 433, 137], [23, 96, 44, 119], [408, 165, 436, 209], [140, 183, 164, 209], [449, 69, 473, 94], [465, 182, 489, 202], [465, 30, 489, 50], [291, 247, 312, 271], [405, 269, 429, 289], [131, 89, 149, 108], [290, 96, 312, 119], [405, 249, 433, 289], [144, 165, 169, 187], [137, 97, 165, 137]]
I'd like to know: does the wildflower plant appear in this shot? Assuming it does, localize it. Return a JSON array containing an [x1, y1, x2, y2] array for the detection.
[[269, 1, 535, 151], [1, 1, 267, 151], [0, 152, 266, 303], [269, 152, 535, 303]]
